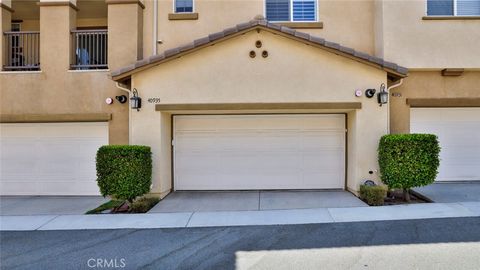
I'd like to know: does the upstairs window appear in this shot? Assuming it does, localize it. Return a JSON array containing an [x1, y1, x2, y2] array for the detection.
[[175, 0, 193, 13], [11, 23, 21, 32], [427, 0, 480, 16], [266, 0, 317, 22]]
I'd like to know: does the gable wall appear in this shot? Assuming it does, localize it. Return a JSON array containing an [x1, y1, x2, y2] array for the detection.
[[129, 30, 389, 196]]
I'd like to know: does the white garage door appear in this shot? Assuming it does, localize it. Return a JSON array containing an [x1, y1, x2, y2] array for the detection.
[[411, 108, 480, 182], [0, 122, 108, 195], [173, 114, 346, 190]]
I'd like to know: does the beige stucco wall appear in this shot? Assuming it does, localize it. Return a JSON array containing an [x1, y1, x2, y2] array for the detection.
[[0, 0, 11, 7], [390, 71, 480, 134], [378, 0, 480, 68], [108, 2, 144, 69], [142, 0, 375, 59], [1, 2, 144, 145], [130, 29, 388, 197], [0, 71, 128, 145], [77, 18, 107, 27]]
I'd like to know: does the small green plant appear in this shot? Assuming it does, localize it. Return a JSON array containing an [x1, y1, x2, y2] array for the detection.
[[378, 134, 440, 202], [130, 197, 160, 213], [360, 185, 387, 206], [96, 145, 152, 205], [85, 200, 124, 214]]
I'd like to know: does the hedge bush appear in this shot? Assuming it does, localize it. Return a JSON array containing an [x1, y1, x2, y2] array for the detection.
[[378, 134, 440, 196], [360, 185, 387, 206], [96, 145, 152, 203]]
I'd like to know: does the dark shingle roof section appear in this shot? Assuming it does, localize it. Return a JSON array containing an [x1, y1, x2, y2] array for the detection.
[[111, 18, 408, 80]]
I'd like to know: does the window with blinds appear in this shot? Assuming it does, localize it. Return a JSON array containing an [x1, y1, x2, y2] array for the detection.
[[457, 0, 480, 15], [266, 0, 317, 22], [175, 0, 193, 13], [427, 0, 480, 16]]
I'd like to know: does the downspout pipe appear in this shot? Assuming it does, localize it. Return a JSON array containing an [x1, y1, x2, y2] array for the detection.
[[115, 82, 132, 144], [386, 78, 404, 134], [153, 0, 158, 55]]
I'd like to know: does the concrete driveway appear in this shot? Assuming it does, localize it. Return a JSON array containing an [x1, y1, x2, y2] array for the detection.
[[415, 182, 480, 203], [149, 190, 367, 213], [0, 196, 108, 216]]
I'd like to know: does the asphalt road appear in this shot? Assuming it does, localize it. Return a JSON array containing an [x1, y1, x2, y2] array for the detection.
[[1, 217, 480, 270]]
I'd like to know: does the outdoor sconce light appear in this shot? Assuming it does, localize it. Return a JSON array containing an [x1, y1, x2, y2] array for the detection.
[[377, 83, 388, 106], [130, 88, 142, 111], [365, 88, 376, 98]]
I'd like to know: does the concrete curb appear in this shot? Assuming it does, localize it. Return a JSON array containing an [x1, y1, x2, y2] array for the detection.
[[1, 202, 479, 231]]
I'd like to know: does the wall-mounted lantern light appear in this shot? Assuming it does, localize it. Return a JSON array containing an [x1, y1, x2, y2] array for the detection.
[[130, 88, 142, 111], [377, 83, 388, 106]]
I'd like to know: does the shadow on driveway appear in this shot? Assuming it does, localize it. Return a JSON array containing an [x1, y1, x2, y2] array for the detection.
[[415, 182, 480, 203]]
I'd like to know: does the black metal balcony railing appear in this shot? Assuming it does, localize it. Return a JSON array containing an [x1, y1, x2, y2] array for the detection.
[[71, 29, 108, 70], [3, 31, 40, 71]]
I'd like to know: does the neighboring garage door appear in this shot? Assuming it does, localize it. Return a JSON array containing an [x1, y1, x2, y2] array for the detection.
[[0, 122, 108, 195], [173, 114, 346, 190], [411, 108, 480, 182]]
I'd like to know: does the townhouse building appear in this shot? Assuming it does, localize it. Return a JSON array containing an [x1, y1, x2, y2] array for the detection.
[[1, 0, 478, 197]]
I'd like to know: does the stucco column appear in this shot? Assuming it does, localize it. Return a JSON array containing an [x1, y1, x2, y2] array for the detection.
[[106, 0, 144, 70], [39, 0, 77, 72], [0, 0, 13, 70]]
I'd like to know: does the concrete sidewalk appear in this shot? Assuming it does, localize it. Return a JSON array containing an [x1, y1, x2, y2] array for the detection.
[[1, 202, 479, 231]]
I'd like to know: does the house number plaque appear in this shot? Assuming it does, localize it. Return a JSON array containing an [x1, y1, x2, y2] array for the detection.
[[147, 98, 162, 103]]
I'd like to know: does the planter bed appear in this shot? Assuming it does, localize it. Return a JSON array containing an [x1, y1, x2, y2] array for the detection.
[[86, 197, 160, 214], [382, 190, 432, 205]]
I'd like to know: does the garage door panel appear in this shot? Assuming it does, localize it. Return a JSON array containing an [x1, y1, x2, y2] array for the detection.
[[441, 147, 480, 161], [176, 172, 345, 190], [303, 173, 344, 189], [303, 151, 344, 170], [174, 114, 345, 190], [0, 122, 108, 195], [440, 164, 479, 180], [175, 115, 345, 129], [414, 125, 480, 143], [411, 108, 480, 182]]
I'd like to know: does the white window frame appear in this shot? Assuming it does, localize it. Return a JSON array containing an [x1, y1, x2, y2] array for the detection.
[[264, 0, 319, 23], [173, 0, 195, 13], [425, 0, 480, 16]]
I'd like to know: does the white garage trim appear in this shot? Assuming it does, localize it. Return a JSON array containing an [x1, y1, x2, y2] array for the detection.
[[0, 122, 108, 195], [411, 108, 480, 182], [173, 114, 346, 190]]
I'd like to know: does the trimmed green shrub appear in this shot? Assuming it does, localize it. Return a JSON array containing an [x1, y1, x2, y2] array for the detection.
[[96, 145, 152, 203], [378, 134, 440, 201], [360, 185, 387, 206]]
